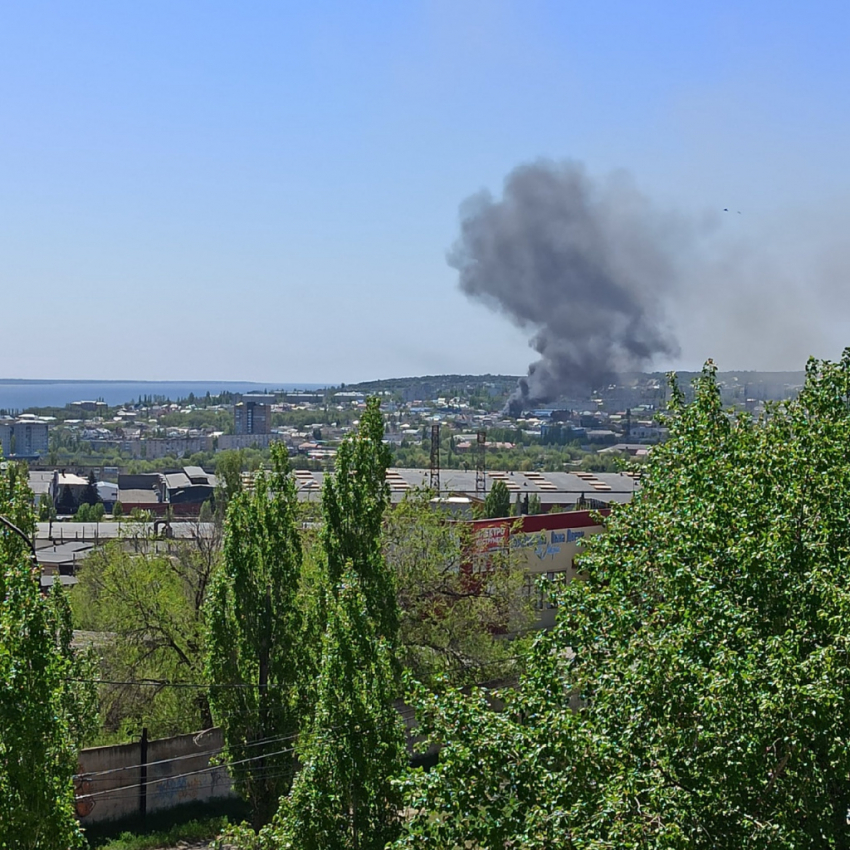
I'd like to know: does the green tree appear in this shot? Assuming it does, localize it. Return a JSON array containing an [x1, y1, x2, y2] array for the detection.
[[0, 460, 97, 848], [251, 400, 405, 849], [483, 479, 511, 518], [267, 571, 406, 850], [55, 483, 77, 515], [398, 355, 850, 849], [578, 451, 623, 473], [72, 519, 222, 741], [321, 396, 397, 644], [385, 489, 533, 687], [80, 470, 100, 506], [112, 499, 124, 520], [205, 443, 303, 830], [215, 449, 245, 511], [198, 498, 213, 524], [38, 492, 55, 522]]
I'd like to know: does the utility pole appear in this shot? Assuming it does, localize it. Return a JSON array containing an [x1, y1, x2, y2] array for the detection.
[[429, 423, 441, 493], [475, 430, 487, 500]]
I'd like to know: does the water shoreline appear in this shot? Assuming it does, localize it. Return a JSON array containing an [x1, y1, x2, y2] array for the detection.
[[0, 380, 329, 411]]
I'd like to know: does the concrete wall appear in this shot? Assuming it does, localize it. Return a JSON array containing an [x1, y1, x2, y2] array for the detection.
[[75, 728, 236, 825], [75, 701, 429, 826], [123, 437, 213, 459]]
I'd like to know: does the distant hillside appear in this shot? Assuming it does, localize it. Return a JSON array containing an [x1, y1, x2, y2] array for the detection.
[[342, 374, 521, 397], [337, 370, 808, 408]]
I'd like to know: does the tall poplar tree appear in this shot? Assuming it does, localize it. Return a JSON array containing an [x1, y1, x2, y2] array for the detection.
[[0, 460, 96, 849], [205, 443, 303, 829], [260, 397, 405, 850], [272, 570, 405, 850], [320, 396, 397, 644]]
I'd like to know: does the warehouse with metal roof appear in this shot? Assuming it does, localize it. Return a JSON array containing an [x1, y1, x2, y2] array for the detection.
[[293, 467, 639, 510]]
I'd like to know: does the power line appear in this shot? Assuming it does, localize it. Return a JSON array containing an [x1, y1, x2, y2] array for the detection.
[[66, 654, 526, 692], [76, 745, 298, 800], [66, 677, 285, 690], [76, 707, 420, 796], [76, 716, 430, 805], [80, 764, 302, 805], [74, 731, 301, 780], [77, 703, 420, 783]]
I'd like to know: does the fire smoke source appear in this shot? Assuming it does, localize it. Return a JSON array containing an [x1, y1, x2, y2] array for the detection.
[[449, 160, 683, 414]]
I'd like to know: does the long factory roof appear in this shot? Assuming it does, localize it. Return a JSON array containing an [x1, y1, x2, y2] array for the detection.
[[292, 467, 640, 506]]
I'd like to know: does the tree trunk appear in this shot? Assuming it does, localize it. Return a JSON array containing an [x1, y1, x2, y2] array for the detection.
[[252, 591, 272, 831]]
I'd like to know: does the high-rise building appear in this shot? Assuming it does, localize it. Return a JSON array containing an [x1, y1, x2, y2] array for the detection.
[[0, 419, 12, 457], [0, 418, 50, 458], [234, 393, 274, 435]]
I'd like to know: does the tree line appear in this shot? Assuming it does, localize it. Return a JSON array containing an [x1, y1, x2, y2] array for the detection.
[[9, 355, 850, 847]]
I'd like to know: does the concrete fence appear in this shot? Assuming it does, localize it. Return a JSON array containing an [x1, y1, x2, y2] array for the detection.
[[75, 727, 236, 825], [74, 701, 429, 826]]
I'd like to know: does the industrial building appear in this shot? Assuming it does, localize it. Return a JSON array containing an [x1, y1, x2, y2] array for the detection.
[[116, 466, 218, 516], [470, 509, 608, 627], [290, 467, 639, 511]]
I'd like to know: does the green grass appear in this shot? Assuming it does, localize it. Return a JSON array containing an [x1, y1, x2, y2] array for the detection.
[[87, 818, 222, 850], [83, 798, 251, 849]]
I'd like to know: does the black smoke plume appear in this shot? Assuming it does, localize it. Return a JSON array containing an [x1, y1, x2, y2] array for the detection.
[[449, 160, 683, 414]]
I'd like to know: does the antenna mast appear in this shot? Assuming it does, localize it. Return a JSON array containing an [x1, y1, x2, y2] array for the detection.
[[475, 430, 487, 500], [429, 423, 441, 493]]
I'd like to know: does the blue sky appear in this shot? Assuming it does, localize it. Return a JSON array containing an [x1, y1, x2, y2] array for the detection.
[[2, 1, 850, 381]]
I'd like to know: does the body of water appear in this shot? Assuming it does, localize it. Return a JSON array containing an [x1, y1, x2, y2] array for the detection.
[[0, 380, 329, 411]]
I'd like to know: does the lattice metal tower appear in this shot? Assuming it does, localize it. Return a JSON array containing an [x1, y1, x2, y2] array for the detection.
[[430, 422, 441, 493], [475, 430, 487, 499]]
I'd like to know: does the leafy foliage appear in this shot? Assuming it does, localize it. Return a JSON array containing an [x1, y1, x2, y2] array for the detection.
[[80, 470, 101, 507], [483, 479, 511, 518], [321, 397, 397, 644], [38, 492, 55, 522], [75, 501, 105, 522], [0, 460, 97, 849], [205, 443, 303, 829], [398, 355, 850, 849], [386, 489, 533, 687], [234, 397, 405, 850], [72, 523, 219, 742], [215, 449, 245, 511], [266, 571, 406, 850]]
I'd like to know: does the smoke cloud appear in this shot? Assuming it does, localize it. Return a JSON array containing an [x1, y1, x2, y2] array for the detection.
[[449, 159, 686, 413]]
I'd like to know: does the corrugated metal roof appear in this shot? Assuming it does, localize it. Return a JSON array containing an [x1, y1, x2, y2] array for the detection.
[[118, 488, 160, 504], [164, 473, 191, 490], [301, 468, 638, 506]]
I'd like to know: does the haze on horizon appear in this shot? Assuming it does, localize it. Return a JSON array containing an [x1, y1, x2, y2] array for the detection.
[[3, 2, 850, 384]]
